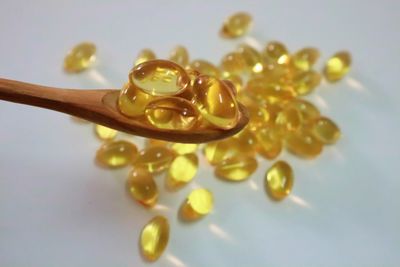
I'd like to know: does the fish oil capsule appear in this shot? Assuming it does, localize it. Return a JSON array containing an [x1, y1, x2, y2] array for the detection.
[[265, 161, 294, 201], [285, 128, 323, 158], [323, 51, 351, 82], [145, 97, 199, 130], [221, 12, 252, 38], [135, 49, 156, 66], [118, 83, 152, 117], [220, 52, 247, 75], [95, 124, 117, 140], [204, 139, 238, 165], [126, 168, 158, 207], [192, 75, 239, 130], [64, 42, 96, 73], [189, 60, 221, 77], [146, 139, 170, 148], [130, 59, 190, 96], [247, 104, 270, 131], [264, 41, 290, 65], [140, 216, 169, 261], [169, 45, 189, 67], [275, 107, 302, 132], [292, 47, 320, 71], [134, 146, 175, 173], [249, 83, 295, 104], [223, 73, 243, 93], [215, 156, 257, 181], [96, 140, 138, 168], [180, 188, 213, 220], [292, 70, 321, 96], [288, 99, 320, 122], [237, 44, 263, 73], [221, 79, 238, 96], [255, 128, 282, 159], [234, 128, 257, 155], [171, 143, 198, 155], [167, 153, 198, 187], [310, 117, 341, 144]]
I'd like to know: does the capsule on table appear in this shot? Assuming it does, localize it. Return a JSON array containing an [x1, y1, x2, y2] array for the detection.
[[204, 139, 239, 165], [287, 99, 320, 122], [222, 73, 243, 93], [247, 104, 270, 131], [263, 41, 290, 65], [167, 153, 198, 187], [310, 117, 341, 144], [180, 188, 213, 221], [249, 83, 295, 104], [95, 124, 117, 140], [237, 44, 263, 73], [118, 83, 152, 117], [215, 155, 257, 181], [234, 128, 257, 155], [275, 107, 302, 132], [96, 140, 138, 168], [171, 143, 198, 155], [292, 70, 321, 96], [221, 79, 238, 96], [169, 45, 189, 66], [189, 60, 220, 77], [135, 49, 156, 66], [220, 52, 247, 75], [285, 128, 323, 158], [292, 47, 320, 71], [64, 42, 96, 73], [130, 59, 190, 96], [323, 51, 351, 82], [140, 216, 169, 261], [126, 168, 158, 207], [134, 146, 175, 173], [265, 161, 294, 201], [255, 128, 282, 160], [146, 139, 170, 148], [220, 12, 252, 38]]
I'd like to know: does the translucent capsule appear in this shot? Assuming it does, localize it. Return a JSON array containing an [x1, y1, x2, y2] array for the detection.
[[145, 97, 199, 130], [169, 45, 189, 66], [220, 52, 247, 75], [64, 42, 96, 73], [134, 146, 175, 173], [189, 60, 220, 77], [264, 41, 290, 65], [95, 124, 117, 140], [234, 128, 257, 155], [204, 139, 239, 165], [237, 44, 263, 73], [96, 140, 138, 168], [215, 156, 257, 181], [292, 47, 320, 71], [118, 83, 152, 117], [180, 189, 213, 220], [285, 128, 323, 158], [255, 128, 282, 160], [265, 161, 294, 201], [310, 117, 341, 144], [292, 70, 321, 96], [275, 107, 302, 132], [146, 139, 170, 148], [130, 59, 190, 96], [288, 99, 320, 122], [221, 79, 238, 96], [223, 73, 243, 93], [126, 168, 158, 207], [192, 75, 239, 130], [221, 12, 252, 38], [135, 49, 156, 66], [247, 104, 270, 131], [171, 143, 198, 155], [249, 83, 295, 104], [140, 216, 169, 261], [323, 51, 351, 82], [167, 153, 198, 187]]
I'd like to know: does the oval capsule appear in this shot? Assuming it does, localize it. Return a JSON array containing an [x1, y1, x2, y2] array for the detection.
[[263, 41, 290, 65], [189, 59, 221, 77], [323, 51, 351, 82], [169, 45, 189, 66], [237, 44, 263, 73], [310, 117, 341, 144], [285, 128, 323, 158], [292, 47, 320, 71], [96, 140, 138, 168], [95, 124, 117, 140], [221, 12, 253, 38], [135, 48, 156, 66], [134, 146, 175, 173], [292, 70, 321, 96], [130, 59, 190, 96], [265, 161, 294, 201], [204, 139, 241, 165], [220, 52, 247, 75], [126, 168, 158, 207], [64, 42, 96, 73], [215, 155, 257, 181], [118, 83, 152, 117], [255, 128, 282, 160], [180, 188, 213, 221], [167, 153, 198, 187], [287, 99, 320, 122], [171, 143, 198, 155], [140, 216, 169, 261]]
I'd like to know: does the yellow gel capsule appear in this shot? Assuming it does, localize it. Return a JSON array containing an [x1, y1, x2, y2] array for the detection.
[[189, 60, 220, 77], [264, 41, 290, 65], [292, 70, 321, 96], [275, 107, 302, 132], [135, 49, 156, 66], [204, 140, 238, 165], [146, 139, 170, 148], [168, 153, 198, 186], [255, 128, 282, 160], [234, 128, 257, 155], [126, 168, 158, 207], [118, 83, 152, 117], [145, 97, 199, 130], [323, 51, 351, 82], [192, 75, 239, 130], [220, 52, 246, 75], [247, 104, 270, 131], [221, 12, 252, 38], [292, 47, 320, 71], [237, 44, 263, 73], [95, 124, 117, 140], [285, 128, 323, 158], [215, 156, 257, 181], [64, 42, 96, 73], [265, 161, 294, 201], [311, 117, 341, 144], [140, 216, 169, 261], [288, 99, 320, 122], [249, 83, 295, 104], [180, 188, 213, 220], [96, 140, 138, 168], [169, 45, 189, 67], [171, 143, 198, 155], [130, 59, 190, 96], [134, 146, 175, 173], [221, 79, 238, 96], [223, 73, 243, 93]]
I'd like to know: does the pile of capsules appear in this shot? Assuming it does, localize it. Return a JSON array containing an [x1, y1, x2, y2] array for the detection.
[[64, 11, 350, 262]]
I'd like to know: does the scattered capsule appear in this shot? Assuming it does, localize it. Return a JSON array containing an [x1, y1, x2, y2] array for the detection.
[[192, 75, 239, 130], [204, 139, 240, 165], [95, 124, 117, 140], [180, 189, 213, 220], [265, 161, 294, 201], [249, 83, 295, 104], [285, 128, 323, 158], [215, 155, 257, 181], [264, 41, 290, 65], [118, 83, 152, 117], [234, 128, 257, 155], [146, 139, 170, 148], [135, 49, 156, 66], [288, 99, 320, 122], [140, 216, 169, 261], [169, 45, 189, 66], [237, 44, 263, 73], [221, 12, 252, 38], [171, 143, 198, 155], [189, 60, 220, 77], [220, 52, 247, 75], [222, 73, 243, 93], [310, 117, 341, 144], [247, 104, 270, 131], [96, 140, 138, 168], [292, 47, 320, 71], [145, 97, 199, 130], [323, 51, 351, 82], [134, 146, 175, 173], [130, 59, 190, 96], [221, 79, 238, 96], [292, 70, 321, 96], [168, 153, 198, 187], [275, 107, 302, 132], [126, 168, 158, 207], [255, 128, 282, 160], [64, 42, 96, 73]]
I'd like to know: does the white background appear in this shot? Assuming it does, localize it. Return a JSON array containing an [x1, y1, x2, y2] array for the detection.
[[0, 0, 399, 266]]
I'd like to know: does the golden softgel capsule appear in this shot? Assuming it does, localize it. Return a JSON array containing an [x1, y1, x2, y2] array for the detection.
[[221, 12, 252, 38], [292, 70, 321, 96], [323, 51, 351, 82], [144, 97, 199, 130], [64, 42, 96, 73], [189, 59, 220, 78], [140, 216, 169, 261], [134, 146, 175, 173], [95, 124, 117, 140], [220, 52, 247, 75], [263, 41, 289, 65], [169, 45, 189, 66], [265, 161, 294, 201], [215, 155, 257, 181], [130, 59, 190, 96], [237, 44, 263, 73], [310, 117, 341, 144], [292, 47, 320, 71], [171, 143, 198, 155], [288, 99, 320, 122], [96, 140, 138, 168], [126, 168, 158, 207], [118, 83, 152, 117], [168, 153, 198, 187], [285, 128, 323, 158], [180, 188, 213, 220], [255, 128, 282, 160], [135, 49, 156, 66]]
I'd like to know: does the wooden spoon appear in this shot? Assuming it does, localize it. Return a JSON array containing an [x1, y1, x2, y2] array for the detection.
[[0, 78, 248, 143]]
